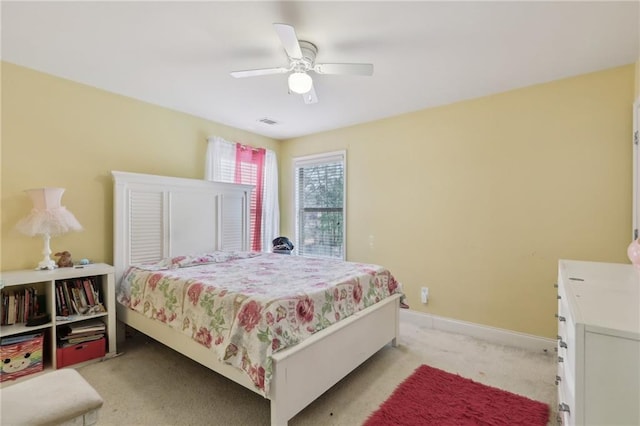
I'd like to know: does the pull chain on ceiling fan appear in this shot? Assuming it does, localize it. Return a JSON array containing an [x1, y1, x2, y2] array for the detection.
[[230, 23, 374, 104]]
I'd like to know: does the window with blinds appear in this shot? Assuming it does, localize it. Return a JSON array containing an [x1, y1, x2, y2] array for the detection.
[[294, 151, 346, 259]]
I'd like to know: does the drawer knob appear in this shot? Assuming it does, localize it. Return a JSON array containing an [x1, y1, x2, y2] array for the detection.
[[559, 403, 570, 413]]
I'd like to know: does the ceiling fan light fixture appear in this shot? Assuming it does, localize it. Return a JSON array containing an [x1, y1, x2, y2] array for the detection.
[[288, 72, 312, 94]]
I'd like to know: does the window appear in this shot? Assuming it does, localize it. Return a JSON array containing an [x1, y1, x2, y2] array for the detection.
[[205, 136, 279, 252], [294, 151, 346, 259]]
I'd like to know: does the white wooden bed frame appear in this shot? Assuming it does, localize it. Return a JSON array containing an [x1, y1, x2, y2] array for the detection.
[[112, 171, 400, 426]]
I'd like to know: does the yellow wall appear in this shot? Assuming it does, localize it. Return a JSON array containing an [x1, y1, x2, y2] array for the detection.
[[2, 62, 636, 339], [636, 59, 640, 98], [280, 65, 635, 338], [1, 62, 279, 271]]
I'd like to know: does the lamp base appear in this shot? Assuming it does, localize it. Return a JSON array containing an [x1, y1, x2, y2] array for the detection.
[[37, 258, 57, 270], [36, 233, 57, 270]]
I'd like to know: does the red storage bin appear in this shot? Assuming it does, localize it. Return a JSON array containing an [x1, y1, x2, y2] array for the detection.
[[56, 338, 105, 368]]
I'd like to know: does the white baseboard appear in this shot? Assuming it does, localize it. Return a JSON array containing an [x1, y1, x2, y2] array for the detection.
[[400, 309, 556, 353]]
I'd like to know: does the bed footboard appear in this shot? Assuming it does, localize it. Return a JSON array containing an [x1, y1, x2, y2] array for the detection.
[[269, 293, 401, 426]]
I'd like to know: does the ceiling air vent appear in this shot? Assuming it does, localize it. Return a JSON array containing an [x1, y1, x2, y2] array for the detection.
[[258, 117, 278, 126]]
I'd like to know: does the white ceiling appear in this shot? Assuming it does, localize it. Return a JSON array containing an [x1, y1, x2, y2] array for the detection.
[[2, 1, 638, 140]]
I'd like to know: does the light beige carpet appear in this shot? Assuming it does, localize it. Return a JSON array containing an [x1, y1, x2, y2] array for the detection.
[[77, 319, 557, 425]]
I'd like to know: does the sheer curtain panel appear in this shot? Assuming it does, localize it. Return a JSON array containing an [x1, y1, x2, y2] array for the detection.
[[205, 136, 279, 252]]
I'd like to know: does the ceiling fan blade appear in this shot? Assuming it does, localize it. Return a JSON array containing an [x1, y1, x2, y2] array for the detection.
[[230, 67, 289, 78], [273, 23, 303, 60], [314, 63, 374, 76], [303, 84, 318, 104]]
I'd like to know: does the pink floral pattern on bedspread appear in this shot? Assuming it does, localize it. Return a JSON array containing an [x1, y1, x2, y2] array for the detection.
[[117, 252, 398, 396]]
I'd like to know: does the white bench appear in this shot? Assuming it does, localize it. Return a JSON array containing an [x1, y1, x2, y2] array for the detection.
[[0, 368, 103, 425]]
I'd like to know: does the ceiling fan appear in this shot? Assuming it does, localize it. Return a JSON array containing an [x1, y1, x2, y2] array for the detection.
[[230, 23, 374, 104]]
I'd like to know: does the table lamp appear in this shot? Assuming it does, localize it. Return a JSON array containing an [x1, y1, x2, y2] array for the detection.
[[15, 187, 83, 270]]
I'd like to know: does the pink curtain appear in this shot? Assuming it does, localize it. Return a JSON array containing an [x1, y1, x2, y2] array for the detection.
[[235, 144, 266, 251]]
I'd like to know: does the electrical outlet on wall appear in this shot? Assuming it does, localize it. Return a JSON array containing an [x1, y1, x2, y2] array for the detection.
[[421, 287, 429, 304]]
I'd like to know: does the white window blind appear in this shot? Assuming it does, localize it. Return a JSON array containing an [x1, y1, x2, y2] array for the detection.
[[294, 151, 346, 259]]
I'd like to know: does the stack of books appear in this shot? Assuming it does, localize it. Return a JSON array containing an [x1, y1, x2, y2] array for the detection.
[[57, 319, 105, 347]]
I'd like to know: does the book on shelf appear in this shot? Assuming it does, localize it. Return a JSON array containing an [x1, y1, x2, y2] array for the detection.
[[62, 319, 105, 334], [61, 281, 72, 314], [57, 285, 69, 316], [59, 329, 104, 339], [75, 284, 88, 308], [7, 293, 16, 324], [83, 279, 96, 305], [68, 319, 105, 333], [60, 333, 105, 346]]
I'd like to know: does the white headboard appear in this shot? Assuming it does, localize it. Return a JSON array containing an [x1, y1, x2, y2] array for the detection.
[[112, 171, 252, 284]]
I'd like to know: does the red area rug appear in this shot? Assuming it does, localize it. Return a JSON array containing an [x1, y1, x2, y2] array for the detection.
[[364, 365, 549, 426]]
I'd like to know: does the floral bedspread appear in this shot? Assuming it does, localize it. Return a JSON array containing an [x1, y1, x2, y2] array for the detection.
[[117, 251, 398, 396]]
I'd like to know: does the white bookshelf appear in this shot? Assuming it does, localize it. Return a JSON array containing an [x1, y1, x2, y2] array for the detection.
[[0, 263, 116, 381]]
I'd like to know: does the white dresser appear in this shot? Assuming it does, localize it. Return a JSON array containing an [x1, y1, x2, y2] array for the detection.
[[556, 260, 640, 425]]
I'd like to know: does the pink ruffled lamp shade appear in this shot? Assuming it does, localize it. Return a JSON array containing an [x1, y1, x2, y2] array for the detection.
[[15, 188, 82, 269]]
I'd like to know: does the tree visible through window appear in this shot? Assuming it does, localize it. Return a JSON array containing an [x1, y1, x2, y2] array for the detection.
[[294, 151, 345, 259]]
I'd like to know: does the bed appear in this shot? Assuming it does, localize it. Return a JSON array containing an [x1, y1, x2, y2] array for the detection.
[[112, 171, 401, 426]]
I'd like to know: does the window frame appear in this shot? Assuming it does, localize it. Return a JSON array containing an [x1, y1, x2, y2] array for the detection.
[[292, 150, 347, 260]]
